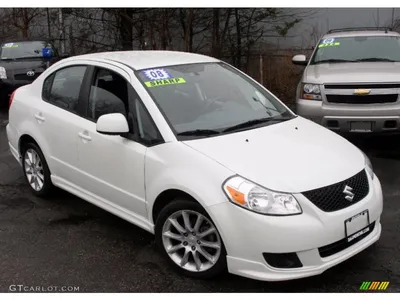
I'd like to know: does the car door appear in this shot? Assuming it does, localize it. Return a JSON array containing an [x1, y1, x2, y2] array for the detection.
[[37, 64, 89, 186], [75, 63, 155, 219]]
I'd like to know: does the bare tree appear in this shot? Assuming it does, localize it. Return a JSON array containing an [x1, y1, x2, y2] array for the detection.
[[3, 8, 44, 38]]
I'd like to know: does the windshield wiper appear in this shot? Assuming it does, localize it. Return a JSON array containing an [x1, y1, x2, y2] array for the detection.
[[177, 129, 221, 137], [13, 56, 41, 60], [222, 116, 294, 133], [354, 58, 399, 62], [313, 59, 356, 64], [0, 56, 41, 61]]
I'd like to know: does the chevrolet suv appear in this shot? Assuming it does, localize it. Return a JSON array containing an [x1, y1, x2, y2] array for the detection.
[[292, 27, 400, 134]]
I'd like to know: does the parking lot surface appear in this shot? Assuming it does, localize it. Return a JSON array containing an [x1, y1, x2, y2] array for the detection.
[[0, 109, 399, 292]]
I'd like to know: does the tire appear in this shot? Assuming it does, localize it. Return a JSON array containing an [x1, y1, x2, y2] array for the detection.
[[155, 199, 227, 279], [21, 142, 54, 197]]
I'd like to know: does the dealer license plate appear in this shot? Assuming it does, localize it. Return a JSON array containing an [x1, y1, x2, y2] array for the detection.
[[345, 210, 370, 242], [350, 121, 373, 132]]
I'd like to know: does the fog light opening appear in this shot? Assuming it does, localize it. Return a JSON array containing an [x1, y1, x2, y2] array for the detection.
[[263, 252, 303, 269], [384, 120, 397, 129], [327, 120, 339, 128]]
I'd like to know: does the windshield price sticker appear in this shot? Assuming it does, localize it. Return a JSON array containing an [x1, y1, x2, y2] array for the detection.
[[318, 38, 340, 48], [145, 77, 186, 88], [322, 38, 335, 44], [2, 43, 18, 48], [142, 68, 172, 81], [318, 42, 340, 48]]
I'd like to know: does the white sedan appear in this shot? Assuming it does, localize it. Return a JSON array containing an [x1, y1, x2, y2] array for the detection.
[[6, 50, 383, 281]]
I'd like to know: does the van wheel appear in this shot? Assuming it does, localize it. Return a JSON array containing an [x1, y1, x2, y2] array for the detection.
[[155, 199, 227, 279], [21, 142, 53, 197]]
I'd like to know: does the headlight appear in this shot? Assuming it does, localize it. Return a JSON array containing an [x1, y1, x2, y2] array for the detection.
[[222, 176, 302, 216], [301, 83, 321, 100], [362, 151, 374, 179], [0, 66, 6, 79]]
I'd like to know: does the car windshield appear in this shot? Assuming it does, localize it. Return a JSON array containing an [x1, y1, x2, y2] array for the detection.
[[310, 35, 400, 64], [0, 41, 51, 60], [135, 62, 294, 137]]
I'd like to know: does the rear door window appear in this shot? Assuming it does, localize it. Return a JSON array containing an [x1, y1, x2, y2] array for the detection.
[[43, 66, 87, 114]]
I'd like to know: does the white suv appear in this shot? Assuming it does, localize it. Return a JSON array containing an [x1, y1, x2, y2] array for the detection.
[[6, 51, 383, 281]]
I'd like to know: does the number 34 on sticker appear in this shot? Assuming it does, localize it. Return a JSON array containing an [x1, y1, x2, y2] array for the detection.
[[142, 68, 171, 81]]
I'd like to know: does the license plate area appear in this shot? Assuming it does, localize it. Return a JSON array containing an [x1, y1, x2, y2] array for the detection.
[[345, 210, 370, 242], [350, 121, 373, 132]]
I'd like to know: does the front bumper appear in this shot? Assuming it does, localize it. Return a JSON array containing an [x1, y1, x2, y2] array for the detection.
[[208, 172, 383, 281], [297, 99, 400, 133]]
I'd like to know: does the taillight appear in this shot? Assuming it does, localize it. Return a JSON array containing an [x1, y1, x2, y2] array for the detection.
[[9, 89, 17, 109]]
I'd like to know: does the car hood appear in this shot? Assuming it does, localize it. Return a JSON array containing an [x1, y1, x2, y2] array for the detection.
[[0, 59, 47, 71], [183, 117, 365, 193], [304, 62, 400, 84]]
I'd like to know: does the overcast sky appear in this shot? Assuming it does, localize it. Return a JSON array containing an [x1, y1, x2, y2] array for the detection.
[[277, 8, 398, 48]]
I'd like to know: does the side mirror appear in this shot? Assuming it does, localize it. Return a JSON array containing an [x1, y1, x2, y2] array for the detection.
[[292, 54, 308, 66], [96, 113, 129, 135]]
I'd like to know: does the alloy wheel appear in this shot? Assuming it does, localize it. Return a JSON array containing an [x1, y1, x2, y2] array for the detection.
[[161, 209, 222, 272], [24, 148, 45, 192]]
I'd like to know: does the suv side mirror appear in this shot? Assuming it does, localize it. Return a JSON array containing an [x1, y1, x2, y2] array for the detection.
[[292, 54, 308, 66], [96, 113, 129, 135]]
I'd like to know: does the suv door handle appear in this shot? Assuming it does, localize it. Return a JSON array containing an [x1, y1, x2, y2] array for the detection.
[[78, 131, 92, 142], [34, 113, 45, 122]]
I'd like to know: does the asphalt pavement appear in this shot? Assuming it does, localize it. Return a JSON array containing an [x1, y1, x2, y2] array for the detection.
[[0, 109, 399, 292]]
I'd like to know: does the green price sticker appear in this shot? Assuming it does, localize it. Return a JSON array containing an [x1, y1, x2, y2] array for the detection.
[[318, 42, 340, 48], [145, 77, 186, 88]]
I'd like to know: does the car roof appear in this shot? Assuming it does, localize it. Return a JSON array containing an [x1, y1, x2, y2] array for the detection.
[[65, 50, 220, 70], [322, 30, 400, 39]]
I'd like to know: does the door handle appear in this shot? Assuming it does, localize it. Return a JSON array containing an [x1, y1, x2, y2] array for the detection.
[[78, 131, 92, 141], [34, 113, 45, 122]]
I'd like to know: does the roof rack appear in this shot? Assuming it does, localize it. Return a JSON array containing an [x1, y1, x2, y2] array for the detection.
[[327, 27, 393, 34]]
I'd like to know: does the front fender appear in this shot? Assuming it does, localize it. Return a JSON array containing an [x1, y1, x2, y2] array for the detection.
[[144, 142, 235, 223]]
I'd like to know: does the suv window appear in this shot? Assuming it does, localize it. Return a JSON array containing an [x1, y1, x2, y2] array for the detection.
[[88, 68, 129, 121], [310, 36, 400, 64], [44, 66, 87, 113]]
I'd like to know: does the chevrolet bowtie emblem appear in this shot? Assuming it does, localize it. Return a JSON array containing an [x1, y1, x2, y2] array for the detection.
[[353, 89, 371, 95]]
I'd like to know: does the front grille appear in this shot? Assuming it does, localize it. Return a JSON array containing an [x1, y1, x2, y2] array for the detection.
[[326, 94, 398, 104], [302, 169, 369, 212], [318, 222, 375, 258], [325, 83, 400, 89], [14, 72, 42, 81]]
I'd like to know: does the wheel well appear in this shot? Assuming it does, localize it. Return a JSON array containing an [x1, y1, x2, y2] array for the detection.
[[152, 189, 198, 224], [19, 134, 39, 156]]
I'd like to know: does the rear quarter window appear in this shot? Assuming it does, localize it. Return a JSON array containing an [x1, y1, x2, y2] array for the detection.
[[42, 73, 55, 101]]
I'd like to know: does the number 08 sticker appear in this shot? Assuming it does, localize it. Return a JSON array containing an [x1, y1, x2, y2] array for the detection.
[[142, 68, 172, 81]]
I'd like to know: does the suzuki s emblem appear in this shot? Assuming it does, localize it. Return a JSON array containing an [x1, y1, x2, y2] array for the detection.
[[26, 71, 35, 77], [353, 89, 371, 95], [343, 185, 355, 201]]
